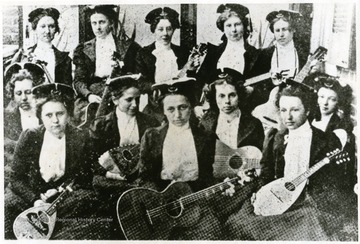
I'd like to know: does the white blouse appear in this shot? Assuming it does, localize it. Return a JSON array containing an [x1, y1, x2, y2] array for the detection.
[[216, 109, 241, 149], [19, 107, 39, 130], [284, 121, 312, 180], [116, 108, 140, 146], [95, 34, 117, 78], [271, 40, 299, 77], [162, 122, 199, 182], [33, 41, 55, 82], [39, 131, 66, 183], [217, 38, 246, 74], [152, 42, 179, 84]]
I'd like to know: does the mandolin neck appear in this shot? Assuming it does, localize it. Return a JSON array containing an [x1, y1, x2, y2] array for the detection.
[[290, 157, 330, 188]]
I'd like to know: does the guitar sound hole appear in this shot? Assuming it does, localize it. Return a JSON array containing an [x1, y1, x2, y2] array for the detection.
[[122, 150, 133, 161], [165, 200, 183, 218], [285, 182, 296, 191], [229, 155, 243, 169]]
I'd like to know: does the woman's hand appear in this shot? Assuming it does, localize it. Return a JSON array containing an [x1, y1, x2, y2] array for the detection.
[[34, 188, 58, 206], [88, 94, 102, 103], [105, 171, 126, 181]]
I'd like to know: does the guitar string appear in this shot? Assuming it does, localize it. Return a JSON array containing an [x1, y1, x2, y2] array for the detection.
[[147, 178, 238, 218]]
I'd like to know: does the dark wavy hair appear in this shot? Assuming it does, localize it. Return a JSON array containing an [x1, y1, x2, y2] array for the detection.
[[275, 84, 317, 114], [206, 75, 247, 112], [29, 8, 60, 33], [35, 93, 74, 121]]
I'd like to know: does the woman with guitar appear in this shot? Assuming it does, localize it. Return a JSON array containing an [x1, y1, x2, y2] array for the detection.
[[5, 84, 101, 239], [194, 4, 265, 118], [12, 7, 72, 85], [73, 5, 141, 124], [198, 68, 264, 222], [88, 75, 160, 239], [133, 78, 222, 240], [224, 83, 356, 240], [135, 7, 190, 122]]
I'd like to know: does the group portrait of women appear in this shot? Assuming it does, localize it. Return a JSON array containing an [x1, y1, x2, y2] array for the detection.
[[2, 2, 358, 241]]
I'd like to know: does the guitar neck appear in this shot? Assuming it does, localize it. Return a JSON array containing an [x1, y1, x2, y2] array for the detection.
[[243, 72, 271, 87], [176, 57, 194, 79], [292, 59, 312, 83], [180, 177, 238, 205]]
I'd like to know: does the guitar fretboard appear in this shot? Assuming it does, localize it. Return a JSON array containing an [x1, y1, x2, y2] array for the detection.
[[243, 72, 271, 87]]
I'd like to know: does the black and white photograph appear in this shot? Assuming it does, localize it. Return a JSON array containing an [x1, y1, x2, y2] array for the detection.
[[2, 0, 358, 241]]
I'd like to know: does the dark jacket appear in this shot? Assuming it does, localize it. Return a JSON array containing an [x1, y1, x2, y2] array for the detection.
[[89, 111, 160, 176], [73, 36, 141, 98], [135, 42, 189, 94], [259, 125, 351, 215], [139, 123, 216, 192], [199, 110, 264, 151], [196, 39, 263, 86], [25, 45, 73, 85], [4, 101, 22, 150], [9, 125, 91, 204]]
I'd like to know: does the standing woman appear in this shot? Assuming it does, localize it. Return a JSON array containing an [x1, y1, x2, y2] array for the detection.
[[73, 5, 141, 122], [12, 8, 72, 85], [136, 78, 222, 240], [4, 84, 102, 239], [135, 7, 188, 122]]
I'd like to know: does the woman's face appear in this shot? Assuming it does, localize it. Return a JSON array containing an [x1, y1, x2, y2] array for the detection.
[[14, 79, 34, 111], [154, 19, 174, 45], [113, 87, 140, 117], [90, 13, 112, 39], [41, 101, 69, 138], [163, 94, 191, 127], [215, 83, 239, 114], [279, 96, 308, 130], [317, 87, 339, 116], [273, 19, 294, 47], [35, 16, 56, 43], [223, 15, 244, 42]]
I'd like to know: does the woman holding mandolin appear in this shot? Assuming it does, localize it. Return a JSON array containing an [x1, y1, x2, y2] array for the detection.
[[88, 75, 159, 238], [224, 82, 355, 240], [5, 83, 104, 239], [11, 7, 72, 85]]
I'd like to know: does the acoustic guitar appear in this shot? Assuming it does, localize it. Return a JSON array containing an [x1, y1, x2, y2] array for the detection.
[[213, 140, 262, 179], [117, 174, 254, 240], [252, 46, 328, 131], [176, 43, 208, 79], [13, 181, 74, 240], [252, 149, 349, 216]]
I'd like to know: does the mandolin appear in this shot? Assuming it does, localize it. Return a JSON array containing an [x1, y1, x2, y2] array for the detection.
[[99, 144, 140, 179], [213, 139, 262, 179], [13, 181, 74, 240], [117, 174, 253, 240], [252, 149, 349, 216], [252, 46, 328, 131], [176, 43, 208, 79]]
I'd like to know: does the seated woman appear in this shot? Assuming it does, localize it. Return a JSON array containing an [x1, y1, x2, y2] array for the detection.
[[88, 74, 159, 239], [89, 74, 160, 199], [135, 7, 189, 122], [199, 68, 264, 221], [225, 83, 355, 241], [5, 83, 103, 240], [194, 4, 264, 118], [4, 63, 44, 171], [311, 75, 356, 188], [73, 5, 141, 124], [12, 7, 72, 84], [136, 78, 222, 240]]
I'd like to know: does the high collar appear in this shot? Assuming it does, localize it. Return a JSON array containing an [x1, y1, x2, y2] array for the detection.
[[288, 120, 312, 137]]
